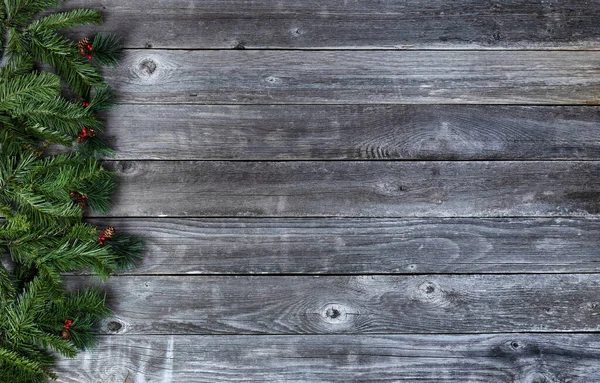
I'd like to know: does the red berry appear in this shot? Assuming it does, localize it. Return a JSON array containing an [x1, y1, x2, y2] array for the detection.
[[88, 55, 93, 60], [87, 44, 93, 50], [64, 319, 73, 329]]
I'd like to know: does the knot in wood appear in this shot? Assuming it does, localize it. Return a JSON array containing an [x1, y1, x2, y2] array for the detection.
[[106, 320, 123, 333], [416, 281, 452, 307], [114, 161, 137, 175], [419, 281, 437, 295], [326, 307, 341, 319], [139, 59, 157, 76], [264, 76, 282, 85], [321, 304, 348, 324]]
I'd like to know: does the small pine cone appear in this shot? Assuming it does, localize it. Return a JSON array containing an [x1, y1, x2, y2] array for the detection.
[[78, 37, 92, 57], [61, 329, 71, 340], [70, 191, 81, 201], [77, 198, 86, 208], [103, 226, 115, 239]]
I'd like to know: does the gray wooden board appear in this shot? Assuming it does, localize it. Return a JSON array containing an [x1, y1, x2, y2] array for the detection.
[[55, 0, 600, 49], [105, 50, 600, 105], [87, 217, 600, 275], [54, 334, 600, 382], [100, 104, 600, 160], [97, 160, 600, 218], [42, 1, 600, 381], [65, 274, 600, 335]]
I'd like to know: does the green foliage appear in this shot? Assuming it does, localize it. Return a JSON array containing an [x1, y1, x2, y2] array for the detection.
[[0, 0, 142, 381], [90, 32, 121, 67]]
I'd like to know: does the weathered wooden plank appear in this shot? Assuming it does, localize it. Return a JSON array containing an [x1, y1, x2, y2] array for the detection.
[[66, 274, 600, 335], [105, 50, 600, 105], [56, 0, 600, 49], [89, 217, 600, 274], [102, 105, 600, 160], [97, 161, 600, 218], [55, 334, 600, 382]]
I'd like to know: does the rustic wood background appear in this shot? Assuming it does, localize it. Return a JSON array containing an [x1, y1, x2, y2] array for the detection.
[[55, 1, 600, 382]]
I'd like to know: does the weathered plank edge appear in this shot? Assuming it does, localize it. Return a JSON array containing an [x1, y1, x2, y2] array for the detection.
[[86, 104, 600, 161], [53, 0, 600, 51], [64, 274, 600, 335], [75, 217, 600, 275], [54, 333, 600, 383], [105, 50, 600, 105], [94, 160, 600, 218]]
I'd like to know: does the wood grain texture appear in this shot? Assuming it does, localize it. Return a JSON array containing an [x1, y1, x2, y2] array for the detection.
[[105, 50, 600, 105], [65, 274, 600, 335], [47, 1, 600, 381], [56, 0, 600, 49], [102, 105, 600, 160], [55, 334, 600, 382], [89, 217, 600, 274], [97, 160, 600, 218]]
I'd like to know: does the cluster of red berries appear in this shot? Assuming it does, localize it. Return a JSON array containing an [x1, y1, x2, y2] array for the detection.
[[75, 126, 97, 143], [61, 319, 73, 340]]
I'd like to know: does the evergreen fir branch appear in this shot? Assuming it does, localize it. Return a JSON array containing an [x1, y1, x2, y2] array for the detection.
[[0, 1, 143, 379], [28, 31, 103, 97], [23, 123, 72, 146], [24, 328, 77, 357], [75, 135, 116, 157], [12, 97, 100, 136], [37, 240, 116, 279], [90, 33, 121, 66], [87, 84, 115, 111], [16, 189, 81, 219], [0, 53, 35, 78], [0, 71, 60, 108], [0, 203, 16, 220], [57, 287, 111, 319], [77, 170, 114, 213], [27, 8, 101, 32], [4, 27, 28, 59], [0, 212, 30, 237], [0, 347, 48, 377], [3, 0, 65, 28], [0, 263, 16, 303], [43, 287, 111, 350], [106, 234, 143, 270]]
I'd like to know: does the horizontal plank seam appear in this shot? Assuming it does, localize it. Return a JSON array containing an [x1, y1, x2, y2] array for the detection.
[[70, 272, 600, 277], [121, 48, 600, 52], [85, 215, 600, 219], [93, 330, 600, 336], [89, 332, 600, 337], [72, 271, 600, 277], [107, 103, 600, 107], [101, 159, 600, 163], [112, 102, 600, 107]]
